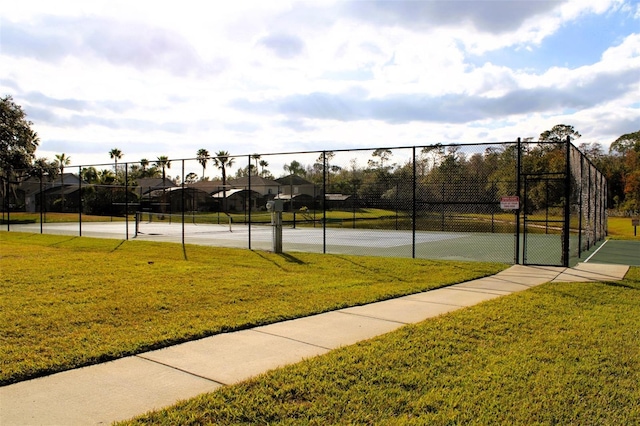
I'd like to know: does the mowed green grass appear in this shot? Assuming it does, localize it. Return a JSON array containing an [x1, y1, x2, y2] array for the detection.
[[122, 267, 640, 425], [0, 212, 130, 223], [608, 216, 640, 240], [0, 231, 506, 385]]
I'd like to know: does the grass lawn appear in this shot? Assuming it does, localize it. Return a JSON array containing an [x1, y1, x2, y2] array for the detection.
[[607, 216, 640, 239], [0, 212, 130, 224], [0, 231, 506, 385], [122, 267, 640, 425]]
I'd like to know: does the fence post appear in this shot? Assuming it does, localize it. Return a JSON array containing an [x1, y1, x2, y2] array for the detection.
[[515, 137, 521, 264], [562, 136, 571, 267], [78, 166, 82, 237], [125, 163, 129, 240], [577, 155, 584, 256], [181, 159, 185, 247], [322, 151, 327, 254], [412, 146, 416, 259], [248, 155, 252, 249]]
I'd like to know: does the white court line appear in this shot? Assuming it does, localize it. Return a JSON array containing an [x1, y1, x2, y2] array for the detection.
[[583, 239, 608, 263]]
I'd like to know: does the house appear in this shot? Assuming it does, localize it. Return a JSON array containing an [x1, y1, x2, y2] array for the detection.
[[274, 175, 320, 211], [227, 176, 280, 197], [324, 193, 353, 209], [134, 178, 177, 196], [211, 188, 262, 212], [186, 179, 265, 212], [135, 178, 178, 213], [226, 175, 281, 211], [20, 173, 85, 212], [186, 179, 224, 195], [148, 187, 216, 212]]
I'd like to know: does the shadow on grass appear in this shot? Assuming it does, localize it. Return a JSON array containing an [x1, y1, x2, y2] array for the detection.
[[278, 252, 306, 264], [600, 280, 639, 290], [332, 254, 407, 282], [250, 250, 306, 269], [48, 236, 80, 247]]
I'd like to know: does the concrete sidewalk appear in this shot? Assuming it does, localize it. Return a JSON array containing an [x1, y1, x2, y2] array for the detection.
[[0, 263, 629, 425]]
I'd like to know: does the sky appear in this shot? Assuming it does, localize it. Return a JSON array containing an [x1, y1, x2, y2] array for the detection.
[[1, 0, 639, 177]]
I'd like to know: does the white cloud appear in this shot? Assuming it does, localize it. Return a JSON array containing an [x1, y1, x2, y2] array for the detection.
[[1, 0, 638, 170]]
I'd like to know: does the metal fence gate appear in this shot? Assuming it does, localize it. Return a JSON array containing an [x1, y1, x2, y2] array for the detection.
[[521, 173, 568, 266]]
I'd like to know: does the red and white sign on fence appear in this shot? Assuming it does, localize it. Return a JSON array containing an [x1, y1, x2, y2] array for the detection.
[[500, 196, 520, 210]]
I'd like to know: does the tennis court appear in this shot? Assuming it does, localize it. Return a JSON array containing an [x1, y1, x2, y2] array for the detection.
[[581, 240, 640, 266], [6, 220, 581, 264]]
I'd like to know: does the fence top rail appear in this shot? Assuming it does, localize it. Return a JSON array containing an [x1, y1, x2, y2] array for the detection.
[[59, 140, 528, 170]]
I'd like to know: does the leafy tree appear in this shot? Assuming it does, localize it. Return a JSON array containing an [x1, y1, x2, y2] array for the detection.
[[29, 157, 58, 180], [283, 160, 305, 177], [29, 158, 58, 212], [578, 142, 604, 163], [235, 164, 256, 178], [610, 130, 640, 155], [184, 172, 199, 184], [539, 124, 581, 144], [368, 148, 393, 170], [96, 169, 116, 185], [1, 95, 40, 207], [607, 130, 640, 210], [54, 153, 71, 212], [314, 151, 339, 189], [80, 166, 99, 184], [197, 149, 209, 179]]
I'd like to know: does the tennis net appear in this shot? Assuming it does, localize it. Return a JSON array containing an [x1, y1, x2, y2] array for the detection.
[[134, 212, 232, 236]]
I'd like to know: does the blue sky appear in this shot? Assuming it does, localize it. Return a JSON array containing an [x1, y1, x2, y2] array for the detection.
[[470, 8, 638, 71], [1, 0, 639, 178]]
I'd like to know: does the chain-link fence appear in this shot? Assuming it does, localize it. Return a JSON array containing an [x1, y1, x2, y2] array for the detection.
[[2, 140, 607, 266]]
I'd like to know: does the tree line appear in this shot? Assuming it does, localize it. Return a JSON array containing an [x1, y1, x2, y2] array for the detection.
[[2, 95, 638, 214]]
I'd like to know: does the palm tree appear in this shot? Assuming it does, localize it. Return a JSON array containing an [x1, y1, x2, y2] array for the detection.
[[213, 151, 235, 212], [251, 154, 261, 176], [54, 153, 71, 212], [30, 158, 58, 225], [109, 148, 123, 173], [155, 156, 171, 213], [140, 158, 149, 171], [259, 159, 269, 176], [197, 148, 209, 179], [155, 156, 171, 186]]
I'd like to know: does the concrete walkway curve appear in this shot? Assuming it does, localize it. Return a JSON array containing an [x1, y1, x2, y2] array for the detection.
[[0, 263, 629, 425]]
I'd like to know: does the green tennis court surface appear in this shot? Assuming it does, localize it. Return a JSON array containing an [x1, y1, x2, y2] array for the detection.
[[5, 222, 637, 266], [583, 240, 640, 266]]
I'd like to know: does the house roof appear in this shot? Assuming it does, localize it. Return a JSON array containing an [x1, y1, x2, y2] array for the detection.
[[228, 176, 280, 187], [19, 173, 86, 197], [275, 174, 314, 185], [135, 178, 177, 193], [324, 193, 351, 201], [211, 188, 261, 199], [186, 179, 224, 194], [273, 193, 310, 200], [144, 186, 212, 199]]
